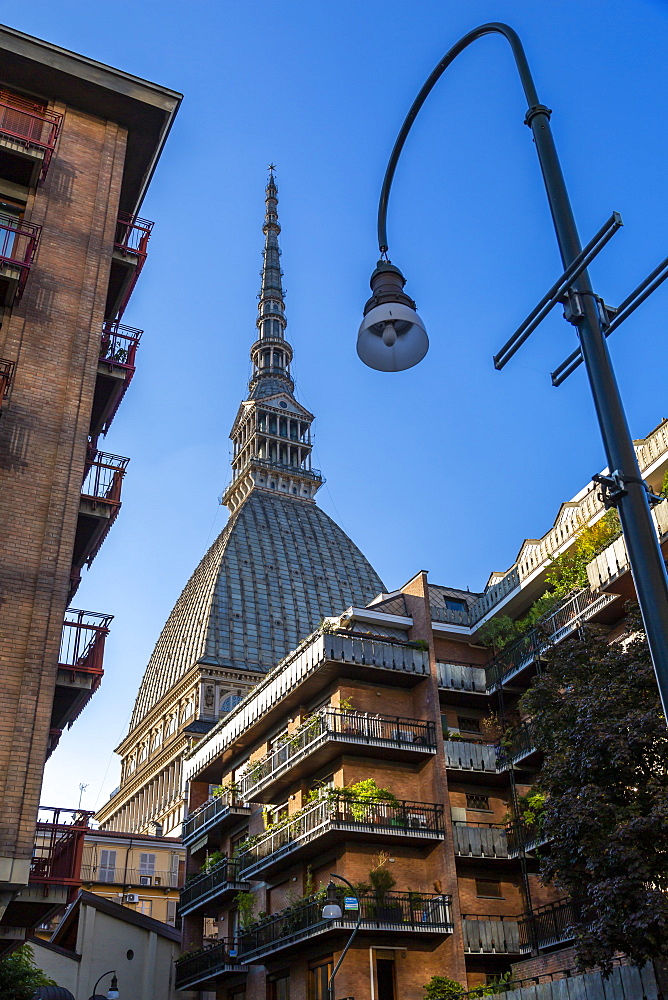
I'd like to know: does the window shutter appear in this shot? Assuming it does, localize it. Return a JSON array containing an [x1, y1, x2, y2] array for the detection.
[[99, 849, 116, 882], [140, 853, 156, 874], [166, 899, 177, 926]]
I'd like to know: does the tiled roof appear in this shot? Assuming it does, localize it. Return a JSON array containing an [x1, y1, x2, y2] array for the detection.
[[129, 490, 384, 731]]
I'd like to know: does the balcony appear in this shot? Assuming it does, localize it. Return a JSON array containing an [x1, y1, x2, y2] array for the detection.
[[444, 740, 502, 782], [182, 794, 252, 850], [184, 632, 431, 788], [71, 451, 129, 593], [238, 795, 445, 880], [49, 610, 113, 756], [587, 503, 668, 595], [90, 322, 142, 439], [453, 823, 509, 860], [0, 357, 15, 414], [0, 92, 62, 185], [437, 661, 487, 699], [519, 898, 576, 952], [1, 807, 92, 934], [105, 213, 152, 321], [485, 587, 618, 692], [462, 914, 520, 955], [506, 820, 549, 858], [174, 939, 243, 991], [239, 891, 453, 963], [80, 865, 180, 888], [237, 710, 436, 804], [495, 723, 540, 771], [0, 214, 40, 306], [179, 858, 248, 917]]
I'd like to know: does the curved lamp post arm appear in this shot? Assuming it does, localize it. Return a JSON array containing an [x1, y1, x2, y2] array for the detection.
[[378, 22, 539, 255], [327, 873, 362, 1000]]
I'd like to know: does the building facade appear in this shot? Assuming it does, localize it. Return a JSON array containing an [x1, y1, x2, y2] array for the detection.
[[175, 419, 668, 998], [95, 172, 385, 839], [0, 24, 180, 949]]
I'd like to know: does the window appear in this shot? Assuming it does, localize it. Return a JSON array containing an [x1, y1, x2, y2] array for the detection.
[[268, 971, 290, 1000], [98, 849, 116, 883], [466, 794, 491, 811], [445, 597, 467, 612], [231, 829, 249, 857], [458, 716, 481, 734], [476, 879, 503, 898], [166, 899, 177, 927], [309, 958, 332, 1000], [140, 853, 156, 877], [137, 900, 152, 917], [221, 694, 242, 713]]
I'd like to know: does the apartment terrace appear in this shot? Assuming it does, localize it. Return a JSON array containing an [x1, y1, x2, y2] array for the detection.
[[184, 632, 430, 787], [519, 898, 576, 953], [588, 500, 668, 594], [0, 91, 62, 184], [462, 914, 520, 955], [72, 451, 129, 588], [238, 891, 453, 963], [0, 214, 40, 306], [91, 321, 143, 438], [0, 357, 15, 414], [179, 858, 249, 917], [182, 794, 252, 850], [453, 822, 510, 860], [496, 723, 540, 771], [237, 709, 436, 804], [174, 938, 242, 992], [237, 795, 445, 881], [444, 739, 503, 783], [50, 609, 113, 755], [106, 213, 152, 321], [80, 866, 180, 888]]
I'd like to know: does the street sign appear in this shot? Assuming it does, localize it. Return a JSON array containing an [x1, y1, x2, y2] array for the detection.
[[344, 896, 358, 910]]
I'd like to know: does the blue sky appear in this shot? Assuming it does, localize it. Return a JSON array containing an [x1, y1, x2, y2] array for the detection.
[[22, 0, 668, 809]]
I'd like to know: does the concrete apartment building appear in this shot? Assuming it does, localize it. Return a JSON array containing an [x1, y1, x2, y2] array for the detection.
[[174, 418, 668, 999], [0, 24, 180, 949], [95, 171, 385, 841]]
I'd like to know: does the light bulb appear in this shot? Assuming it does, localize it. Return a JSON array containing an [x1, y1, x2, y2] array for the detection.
[[382, 322, 397, 347]]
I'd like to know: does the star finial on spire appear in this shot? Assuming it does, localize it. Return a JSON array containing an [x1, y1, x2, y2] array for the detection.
[[268, 162, 276, 174]]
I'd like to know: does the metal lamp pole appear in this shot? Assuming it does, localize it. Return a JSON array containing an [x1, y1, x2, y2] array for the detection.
[[88, 971, 119, 1000], [322, 873, 361, 1000], [360, 22, 668, 720]]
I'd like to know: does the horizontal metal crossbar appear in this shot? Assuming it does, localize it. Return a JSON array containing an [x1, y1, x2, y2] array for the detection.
[[551, 250, 668, 385], [493, 212, 623, 371]]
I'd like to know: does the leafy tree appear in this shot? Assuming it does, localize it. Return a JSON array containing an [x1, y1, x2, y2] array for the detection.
[[0, 944, 56, 1000], [521, 609, 668, 969]]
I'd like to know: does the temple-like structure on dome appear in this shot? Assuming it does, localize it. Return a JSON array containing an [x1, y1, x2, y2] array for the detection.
[[96, 171, 385, 836]]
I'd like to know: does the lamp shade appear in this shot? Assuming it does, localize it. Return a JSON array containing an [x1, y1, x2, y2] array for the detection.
[[322, 901, 343, 919], [357, 302, 428, 372]]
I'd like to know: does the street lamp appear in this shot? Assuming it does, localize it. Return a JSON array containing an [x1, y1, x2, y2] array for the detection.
[[321, 873, 361, 1000], [88, 971, 119, 1000], [358, 22, 668, 721]]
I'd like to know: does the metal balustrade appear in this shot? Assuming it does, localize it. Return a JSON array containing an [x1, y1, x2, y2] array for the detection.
[[0, 93, 62, 179], [0, 214, 41, 300], [100, 321, 142, 370], [179, 858, 247, 915], [496, 723, 537, 770], [237, 710, 436, 800], [59, 610, 113, 676], [239, 891, 453, 961], [444, 739, 498, 773], [81, 451, 129, 505], [462, 915, 521, 954], [519, 898, 576, 951], [81, 865, 180, 887], [174, 938, 241, 990], [32, 807, 93, 886], [453, 823, 509, 858], [237, 795, 444, 878], [182, 794, 251, 847]]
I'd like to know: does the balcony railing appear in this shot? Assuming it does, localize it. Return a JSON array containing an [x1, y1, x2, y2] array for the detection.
[[436, 661, 486, 693], [244, 456, 323, 483], [81, 451, 129, 506], [462, 914, 521, 954], [496, 723, 538, 770], [0, 93, 62, 179], [506, 820, 549, 857], [0, 357, 15, 408], [32, 807, 93, 887], [444, 739, 498, 773], [59, 609, 113, 677], [239, 891, 453, 962], [179, 858, 248, 916], [237, 710, 436, 801], [519, 898, 576, 951], [182, 794, 251, 848], [0, 214, 41, 301], [453, 823, 509, 859], [238, 795, 444, 878], [486, 587, 617, 691], [112, 213, 153, 320], [174, 938, 242, 991], [100, 321, 142, 371], [80, 865, 180, 888]]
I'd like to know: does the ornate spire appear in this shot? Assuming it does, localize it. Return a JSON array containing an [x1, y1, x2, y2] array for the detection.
[[221, 169, 323, 514], [249, 166, 294, 398]]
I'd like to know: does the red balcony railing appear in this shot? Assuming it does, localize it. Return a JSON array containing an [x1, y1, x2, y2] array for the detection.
[[59, 609, 113, 678], [113, 213, 153, 319], [31, 806, 93, 889], [0, 92, 62, 180], [0, 357, 15, 409], [0, 214, 41, 300], [100, 321, 142, 371], [81, 450, 129, 506]]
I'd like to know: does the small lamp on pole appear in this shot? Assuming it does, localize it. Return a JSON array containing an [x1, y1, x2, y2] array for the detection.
[[88, 971, 119, 1000], [321, 873, 361, 1000]]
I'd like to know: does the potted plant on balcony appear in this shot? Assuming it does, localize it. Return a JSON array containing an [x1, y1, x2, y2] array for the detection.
[[339, 778, 399, 824], [368, 853, 402, 922]]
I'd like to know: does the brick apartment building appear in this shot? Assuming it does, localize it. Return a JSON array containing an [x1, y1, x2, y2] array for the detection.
[[174, 419, 668, 999], [0, 24, 180, 949]]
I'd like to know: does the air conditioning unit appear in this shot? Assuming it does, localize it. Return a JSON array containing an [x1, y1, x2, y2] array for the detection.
[[139, 876, 152, 886], [124, 893, 139, 903]]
